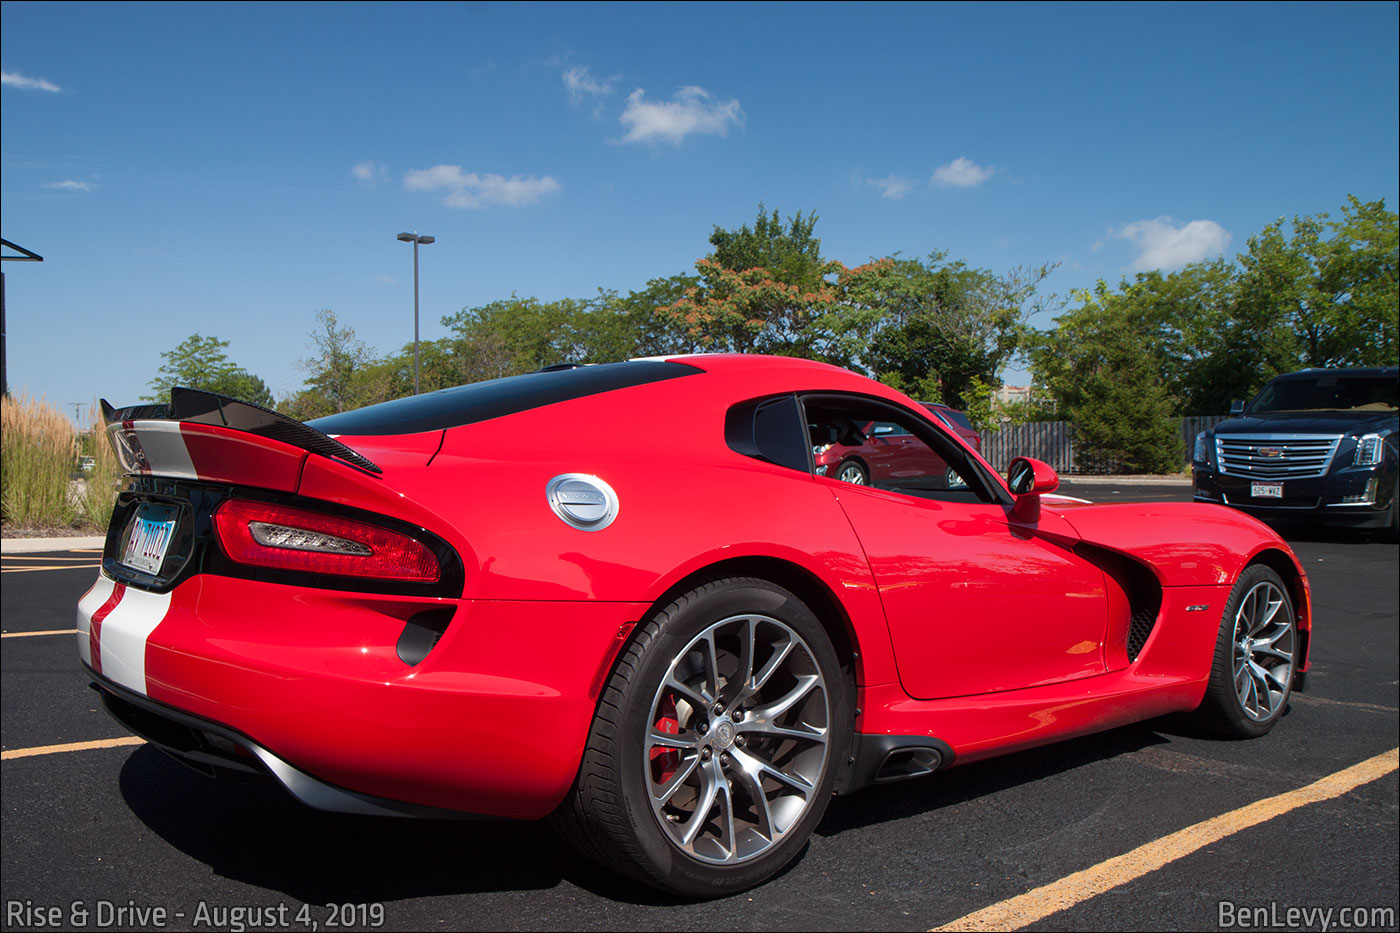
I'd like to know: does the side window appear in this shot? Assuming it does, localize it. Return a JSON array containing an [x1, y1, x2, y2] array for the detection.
[[803, 394, 999, 504], [724, 394, 810, 473]]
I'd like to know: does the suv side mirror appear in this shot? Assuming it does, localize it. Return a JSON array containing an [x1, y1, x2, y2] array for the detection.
[[1230, 399, 1245, 415]]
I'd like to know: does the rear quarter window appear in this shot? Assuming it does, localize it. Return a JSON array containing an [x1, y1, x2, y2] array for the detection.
[[310, 361, 703, 435]]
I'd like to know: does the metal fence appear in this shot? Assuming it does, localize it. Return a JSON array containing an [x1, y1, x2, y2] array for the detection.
[[978, 415, 1229, 474]]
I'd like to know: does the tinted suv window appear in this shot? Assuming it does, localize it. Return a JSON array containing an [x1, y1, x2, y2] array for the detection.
[[310, 361, 703, 435], [1250, 374, 1398, 414]]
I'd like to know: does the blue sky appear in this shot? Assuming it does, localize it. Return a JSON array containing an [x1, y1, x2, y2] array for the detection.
[[3, 1, 1397, 419]]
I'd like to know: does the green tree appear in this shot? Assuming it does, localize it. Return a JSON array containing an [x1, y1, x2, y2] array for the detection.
[[856, 255, 1055, 409], [144, 334, 274, 407], [287, 309, 377, 419], [1237, 196, 1398, 369], [1032, 282, 1183, 472], [657, 204, 842, 356]]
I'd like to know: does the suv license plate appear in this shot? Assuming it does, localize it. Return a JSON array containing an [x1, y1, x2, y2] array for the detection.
[[122, 504, 178, 575], [1251, 482, 1284, 499]]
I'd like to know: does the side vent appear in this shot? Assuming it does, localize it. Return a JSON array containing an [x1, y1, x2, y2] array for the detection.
[[1126, 590, 1163, 660], [1076, 544, 1164, 665], [397, 608, 455, 666]]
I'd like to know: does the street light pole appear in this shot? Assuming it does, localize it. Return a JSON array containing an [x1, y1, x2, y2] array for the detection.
[[396, 232, 435, 395]]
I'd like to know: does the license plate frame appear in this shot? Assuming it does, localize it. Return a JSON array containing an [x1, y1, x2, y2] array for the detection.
[[121, 502, 180, 575], [1250, 482, 1284, 499]]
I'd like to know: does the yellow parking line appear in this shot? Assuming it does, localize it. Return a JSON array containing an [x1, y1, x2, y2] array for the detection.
[[3, 554, 100, 561], [932, 747, 1400, 932], [1, 629, 79, 638], [2, 736, 146, 761], [1, 564, 101, 573]]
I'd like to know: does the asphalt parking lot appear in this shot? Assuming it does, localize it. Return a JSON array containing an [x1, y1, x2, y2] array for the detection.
[[3, 486, 1396, 932]]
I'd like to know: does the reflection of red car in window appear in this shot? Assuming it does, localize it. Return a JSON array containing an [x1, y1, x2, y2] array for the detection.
[[923, 403, 982, 454], [813, 403, 980, 488]]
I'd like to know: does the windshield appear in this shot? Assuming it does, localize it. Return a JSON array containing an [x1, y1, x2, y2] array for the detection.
[[1248, 374, 1398, 414]]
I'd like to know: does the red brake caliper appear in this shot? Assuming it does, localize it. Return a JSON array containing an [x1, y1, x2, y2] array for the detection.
[[650, 694, 680, 784]]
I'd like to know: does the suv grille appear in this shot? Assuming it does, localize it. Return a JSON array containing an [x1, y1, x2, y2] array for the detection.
[[1215, 434, 1342, 480]]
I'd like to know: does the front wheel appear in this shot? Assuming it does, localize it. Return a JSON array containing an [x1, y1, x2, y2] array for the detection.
[[836, 459, 868, 485], [552, 577, 851, 895], [1190, 564, 1297, 738]]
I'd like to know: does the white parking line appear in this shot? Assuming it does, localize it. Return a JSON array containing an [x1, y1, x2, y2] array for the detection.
[[931, 747, 1399, 932]]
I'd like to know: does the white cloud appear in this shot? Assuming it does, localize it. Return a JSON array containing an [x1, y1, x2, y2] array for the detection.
[[617, 86, 743, 145], [2, 70, 60, 92], [860, 174, 916, 200], [931, 157, 994, 189], [1115, 216, 1231, 271], [403, 165, 561, 209], [42, 179, 93, 191], [350, 160, 386, 184], [563, 65, 615, 107]]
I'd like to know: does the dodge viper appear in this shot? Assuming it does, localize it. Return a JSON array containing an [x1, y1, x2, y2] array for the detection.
[[80, 354, 1311, 895]]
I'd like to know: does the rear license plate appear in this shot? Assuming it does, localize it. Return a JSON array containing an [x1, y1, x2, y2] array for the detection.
[[1251, 482, 1284, 499], [121, 503, 178, 575]]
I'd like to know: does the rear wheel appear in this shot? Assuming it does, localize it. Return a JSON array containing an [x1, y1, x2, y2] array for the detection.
[[1191, 565, 1297, 737], [553, 577, 850, 895]]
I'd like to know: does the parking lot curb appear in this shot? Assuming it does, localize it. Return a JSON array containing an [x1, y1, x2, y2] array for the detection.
[[1059, 475, 1193, 486]]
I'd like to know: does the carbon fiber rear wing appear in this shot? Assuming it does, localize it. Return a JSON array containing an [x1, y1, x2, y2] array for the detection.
[[101, 388, 381, 475]]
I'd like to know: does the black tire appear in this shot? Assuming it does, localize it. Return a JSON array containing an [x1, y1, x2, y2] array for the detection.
[[551, 577, 851, 896], [1191, 564, 1298, 738], [835, 459, 868, 485]]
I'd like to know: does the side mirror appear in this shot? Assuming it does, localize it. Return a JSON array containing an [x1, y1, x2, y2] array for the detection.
[[1007, 457, 1059, 496], [1230, 399, 1245, 416], [1007, 457, 1058, 524]]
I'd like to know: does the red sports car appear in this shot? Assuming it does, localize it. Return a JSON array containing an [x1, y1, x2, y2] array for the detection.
[[81, 354, 1310, 895]]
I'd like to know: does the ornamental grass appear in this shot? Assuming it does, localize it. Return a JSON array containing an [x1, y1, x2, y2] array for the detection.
[[1, 393, 79, 529]]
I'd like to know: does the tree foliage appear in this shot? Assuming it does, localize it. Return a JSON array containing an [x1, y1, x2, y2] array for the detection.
[[1237, 195, 1398, 368], [145, 334, 274, 407], [285, 309, 375, 419], [657, 205, 844, 357], [1032, 196, 1398, 467], [1032, 282, 1184, 471]]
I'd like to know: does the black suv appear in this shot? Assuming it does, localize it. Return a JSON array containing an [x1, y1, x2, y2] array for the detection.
[[1192, 367, 1398, 533]]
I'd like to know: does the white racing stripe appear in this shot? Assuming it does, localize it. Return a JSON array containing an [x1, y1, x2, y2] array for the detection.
[[111, 420, 198, 479], [97, 586, 172, 695], [75, 574, 117, 667]]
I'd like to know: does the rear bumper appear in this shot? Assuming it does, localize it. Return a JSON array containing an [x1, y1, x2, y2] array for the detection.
[[78, 571, 647, 819], [92, 675, 484, 819], [1192, 464, 1395, 529]]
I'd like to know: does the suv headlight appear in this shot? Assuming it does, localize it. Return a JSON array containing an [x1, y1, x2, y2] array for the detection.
[[1193, 431, 1210, 464], [1354, 433, 1385, 467]]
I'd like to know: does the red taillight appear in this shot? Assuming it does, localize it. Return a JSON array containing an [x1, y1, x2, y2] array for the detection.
[[213, 500, 440, 582]]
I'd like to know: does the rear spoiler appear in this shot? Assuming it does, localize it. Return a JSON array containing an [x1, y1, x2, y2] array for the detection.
[[101, 388, 381, 475]]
